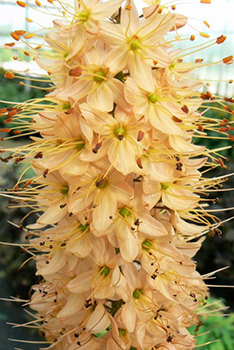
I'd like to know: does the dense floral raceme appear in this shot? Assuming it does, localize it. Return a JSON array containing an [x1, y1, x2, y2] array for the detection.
[[1, 0, 234, 349]]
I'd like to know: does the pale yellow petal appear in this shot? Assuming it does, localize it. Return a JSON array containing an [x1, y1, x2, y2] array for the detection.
[[87, 82, 114, 112]]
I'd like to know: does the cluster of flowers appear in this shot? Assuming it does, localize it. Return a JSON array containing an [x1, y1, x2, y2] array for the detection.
[[1, 0, 234, 349]]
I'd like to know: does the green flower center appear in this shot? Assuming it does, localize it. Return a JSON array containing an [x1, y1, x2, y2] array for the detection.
[[169, 63, 176, 70], [100, 266, 110, 277], [115, 127, 126, 140], [78, 11, 89, 22], [130, 39, 141, 51], [79, 224, 89, 232], [76, 139, 85, 150], [63, 52, 69, 58], [119, 207, 130, 217], [133, 289, 142, 299], [94, 71, 106, 82], [62, 102, 71, 110], [148, 94, 158, 104], [96, 177, 108, 189], [60, 185, 69, 195], [119, 328, 126, 337], [142, 240, 152, 249], [161, 183, 169, 190]]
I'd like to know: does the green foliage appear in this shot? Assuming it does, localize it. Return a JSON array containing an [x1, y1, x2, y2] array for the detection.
[[0, 68, 46, 105], [190, 298, 234, 349]]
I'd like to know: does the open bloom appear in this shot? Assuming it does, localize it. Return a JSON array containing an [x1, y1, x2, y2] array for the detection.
[[67, 161, 134, 232], [80, 103, 150, 174], [100, 0, 176, 90], [124, 73, 198, 136], [57, 42, 129, 112]]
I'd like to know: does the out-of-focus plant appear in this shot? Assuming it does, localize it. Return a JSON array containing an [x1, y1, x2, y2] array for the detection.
[[189, 297, 234, 350]]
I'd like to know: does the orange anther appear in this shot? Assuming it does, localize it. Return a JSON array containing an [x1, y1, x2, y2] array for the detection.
[[13, 56, 18, 60], [228, 134, 234, 141], [203, 20, 210, 28], [172, 116, 182, 123], [34, 152, 43, 159], [137, 158, 143, 169], [158, 8, 163, 14], [10, 32, 20, 41], [219, 119, 229, 126], [206, 91, 213, 99], [126, 5, 132, 10], [13, 130, 21, 134], [0, 128, 11, 132], [223, 56, 233, 64], [24, 51, 30, 56], [19, 82, 24, 86], [199, 32, 210, 38], [43, 169, 49, 178], [171, 5, 176, 10], [224, 106, 232, 113], [35, 45, 42, 50], [17, 0, 27, 7], [190, 35, 195, 41], [15, 30, 26, 36], [218, 158, 224, 167], [22, 180, 32, 189], [35, 0, 41, 6], [200, 93, 209, 100], [229, 80, 233, 84], [24, 33, 34, 39], [47, 0, 53, 3], [200, 0, 211, 3], [0, 108, 7, 114], [7, 109, 18, 117], [4, 71, 15, 79], [137, 130, 145, 142], [92, 142, 102, 154], [216, 35, 227, 44], [26, 17, 33, 22], [198, 124, 204, 132], [181, 105, 189, 113], [195, 59, 203, 63], [4, 118, 12, 124], [219, 127, 229, 132], [69, 66, 82, 77], [5, 42, 15, 47]]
